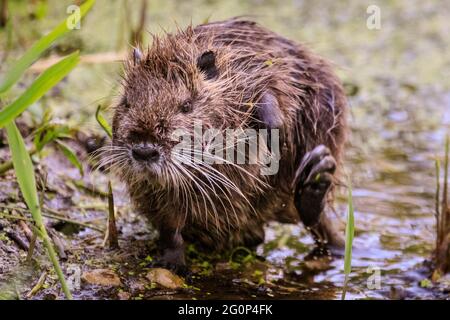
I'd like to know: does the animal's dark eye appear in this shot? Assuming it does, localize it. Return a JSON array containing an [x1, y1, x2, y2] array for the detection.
[[197, 51, 218, 80], [128, 130, 145, 142], [180, 100, 193, 113]]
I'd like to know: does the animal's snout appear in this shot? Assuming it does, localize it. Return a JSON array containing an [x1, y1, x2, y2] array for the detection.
[[132, 144, 160, 162]]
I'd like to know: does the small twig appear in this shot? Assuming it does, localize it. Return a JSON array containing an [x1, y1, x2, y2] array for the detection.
[[71, 179, 109, 198], [18, 220, 33, 241], [442, 136, 449, 272], [106, 181, 119, 249], [442, 135, 449, 239], [435, 158, 441, 253], [28, 52, 126, 73], [44, 207, 105, 233], [6, 230, 29, 251], [45, 212, 104, 233], [130, 0, 148, 46], [0, 212, 33, 222], [0, 205, 105, 233], [342, 274, 349, 300], [26, 271, 47, 298], [77, 203, 108, 210], [26, 232, 38, 263], [435, 134, 450, 274], [48, 229, 67, 260]]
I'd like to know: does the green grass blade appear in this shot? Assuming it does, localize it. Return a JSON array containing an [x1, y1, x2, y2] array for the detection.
[[96, 105, 112, 138], [0, 0, 95, 94], [0, 52, 80, 128], [33, 123, 71, 151], [5, 121, 72, 299], [5, 123, 43, 226], [55, 139, 84, 176], [342, 183, 355, 300]]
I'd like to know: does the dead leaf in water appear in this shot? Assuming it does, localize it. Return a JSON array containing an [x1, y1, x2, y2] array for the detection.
[[117, 291, 131, 300], [145, 268, 184, 290], [81, 269, 122, 287]]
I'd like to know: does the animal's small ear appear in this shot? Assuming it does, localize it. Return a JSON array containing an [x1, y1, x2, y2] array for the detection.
[[197, 51, 218, 79], [252, 91, 285, 151], [254, 91, 283, 130], [133, 48, 142, 66]]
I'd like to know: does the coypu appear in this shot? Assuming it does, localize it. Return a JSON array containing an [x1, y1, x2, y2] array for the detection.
[[106, 18, 347, 271]]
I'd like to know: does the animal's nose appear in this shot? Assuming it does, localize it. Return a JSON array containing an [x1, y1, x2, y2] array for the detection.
[[132, 144, 160, 162]]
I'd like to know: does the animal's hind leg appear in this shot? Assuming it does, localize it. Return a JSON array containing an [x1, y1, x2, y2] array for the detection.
[[292, 145, 344, 248]]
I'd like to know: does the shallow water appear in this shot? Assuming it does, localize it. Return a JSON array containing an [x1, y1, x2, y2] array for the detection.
[[0, 0, 449, 299]]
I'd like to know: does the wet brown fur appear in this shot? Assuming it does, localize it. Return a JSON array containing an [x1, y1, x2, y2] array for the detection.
[[109, 18, 348, 251]]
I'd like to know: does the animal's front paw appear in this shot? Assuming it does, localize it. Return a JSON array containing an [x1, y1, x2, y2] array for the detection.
[[293, 145, 336, 194], [292, 145, 336, 227]]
